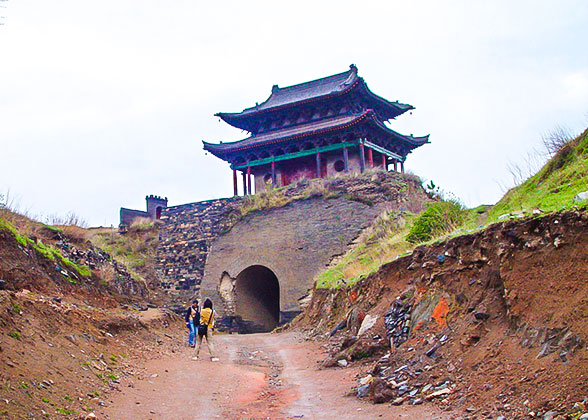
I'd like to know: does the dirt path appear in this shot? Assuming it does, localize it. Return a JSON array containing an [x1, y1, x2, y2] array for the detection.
[[101, 331, 453, 420]]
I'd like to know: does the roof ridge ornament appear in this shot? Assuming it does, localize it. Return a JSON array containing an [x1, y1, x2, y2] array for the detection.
[[342, 64, 358, 87], [272, 84, 279, 93]]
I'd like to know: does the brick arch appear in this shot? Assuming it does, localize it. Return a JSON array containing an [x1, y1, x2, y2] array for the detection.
[[234, 265, 280, 332]]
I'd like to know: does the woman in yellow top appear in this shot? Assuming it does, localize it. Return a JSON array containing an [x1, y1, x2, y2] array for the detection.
[[193, 298, 218, 361]]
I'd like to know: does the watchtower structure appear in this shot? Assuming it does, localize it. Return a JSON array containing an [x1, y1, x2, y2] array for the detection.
[[203, 65, 429, 195], [146, 195, 168, 220]]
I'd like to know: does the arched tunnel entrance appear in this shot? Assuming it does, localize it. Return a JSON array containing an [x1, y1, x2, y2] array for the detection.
[[234, 265, 280, 333]]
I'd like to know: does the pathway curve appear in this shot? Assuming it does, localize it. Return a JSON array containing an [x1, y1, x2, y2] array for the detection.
[[101, 331, 453, 420]]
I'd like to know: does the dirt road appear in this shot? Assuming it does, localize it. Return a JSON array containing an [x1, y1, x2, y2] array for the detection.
[[101, 331, 452, 420]]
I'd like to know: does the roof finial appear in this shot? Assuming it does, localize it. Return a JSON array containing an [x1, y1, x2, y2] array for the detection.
[[349, 64, 357, 72], [272, 84, 279, 93]]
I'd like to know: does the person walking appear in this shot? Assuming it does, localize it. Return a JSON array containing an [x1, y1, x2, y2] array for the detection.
[[185, 299, 200, 348], [192, 298, 218, 361]]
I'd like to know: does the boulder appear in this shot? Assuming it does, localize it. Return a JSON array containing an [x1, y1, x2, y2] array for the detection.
[[357, 314, 378, 336], [573, 191, 588, 202]]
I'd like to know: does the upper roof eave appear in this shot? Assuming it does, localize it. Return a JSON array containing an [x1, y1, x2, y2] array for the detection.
[[203, 110, 429, 159]]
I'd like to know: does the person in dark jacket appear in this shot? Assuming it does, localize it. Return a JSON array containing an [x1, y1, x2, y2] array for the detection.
[[185, 299, 200, 347]]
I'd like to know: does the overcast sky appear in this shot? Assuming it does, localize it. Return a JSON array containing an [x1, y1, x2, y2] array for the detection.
[[1, 1, 587, 226]]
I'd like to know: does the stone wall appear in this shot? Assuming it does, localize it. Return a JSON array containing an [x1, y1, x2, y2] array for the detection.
[[155, 171, 430, 330], [200, 171, 430, 330], [155, 197, 242, 299], [119, 208, 149, 227]]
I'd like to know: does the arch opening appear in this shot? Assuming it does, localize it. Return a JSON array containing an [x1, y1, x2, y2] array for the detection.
[[234, 265, 280, 333]]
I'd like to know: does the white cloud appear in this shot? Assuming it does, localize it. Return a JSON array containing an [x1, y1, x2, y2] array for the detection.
[[0, 0, 587, 225]]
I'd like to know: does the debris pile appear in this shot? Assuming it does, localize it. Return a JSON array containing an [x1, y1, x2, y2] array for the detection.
[[384, 297, 412, 348]]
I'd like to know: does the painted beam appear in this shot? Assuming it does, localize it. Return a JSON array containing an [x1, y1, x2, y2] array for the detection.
[[362, 139, 403, 161], [231, 141, 359, 170]]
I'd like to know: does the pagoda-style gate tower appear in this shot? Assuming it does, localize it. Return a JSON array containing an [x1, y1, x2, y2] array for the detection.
[[204, 65, 429, 195]]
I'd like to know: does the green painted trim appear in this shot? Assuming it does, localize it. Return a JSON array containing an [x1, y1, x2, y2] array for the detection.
[[231, 141, 359, 170], [362, 139, 404, 161]]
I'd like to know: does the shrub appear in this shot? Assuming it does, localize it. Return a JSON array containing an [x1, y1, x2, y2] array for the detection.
[[406, 200, 466, 244]]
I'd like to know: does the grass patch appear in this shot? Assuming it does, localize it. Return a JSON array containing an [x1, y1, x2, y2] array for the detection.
[[0, 217, 92, 280], [56, 408, 77, 415], [8, 331, 21, 340], [316, 211, 415, 289], [406, 199, 467, 244], [488, 128, 588, 222]]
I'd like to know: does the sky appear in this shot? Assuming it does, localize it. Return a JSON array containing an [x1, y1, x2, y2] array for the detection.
[[1, 0, 587, 227]]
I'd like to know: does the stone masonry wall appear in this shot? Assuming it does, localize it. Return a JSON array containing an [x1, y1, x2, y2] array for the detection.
[[155, 171, 430, 325], [200, 171, 431, 326], [155, 197, 242, 299]]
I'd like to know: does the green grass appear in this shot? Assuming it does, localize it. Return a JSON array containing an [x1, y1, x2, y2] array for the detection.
[[315, 211, 415, 289], [488, 128, 588, 222], [56, 408, 77, 415], [0, 217, 92, 280], [90, 228, 155, 285], [0, 218, 29, 247], [8, 331, 21, 340], [406, 199, 467, 244]]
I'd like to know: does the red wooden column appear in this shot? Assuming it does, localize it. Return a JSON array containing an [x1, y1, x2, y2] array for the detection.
[[232, 169, 238, 196], [393, 160, 398, 172], [343, 147, 349, 173], [359, 143, 366, 173], [367, 147, 373, 168], [247, 166, 252, 195], [400, 161, 405, 173], [242, 172, 247, 195], [316, 151, 322, 178], [271, 161, 276, 186], [382, 154, 387, 170]]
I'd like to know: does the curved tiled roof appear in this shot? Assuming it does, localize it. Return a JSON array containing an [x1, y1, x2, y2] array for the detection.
[[203, 110, 428, 158], [216, 65, 413, 131]]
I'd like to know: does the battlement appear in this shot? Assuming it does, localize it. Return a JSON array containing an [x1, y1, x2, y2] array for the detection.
[[146, 195, 168, 203]]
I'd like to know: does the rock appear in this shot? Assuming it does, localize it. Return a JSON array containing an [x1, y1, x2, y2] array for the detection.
[[391, 396, 407, 405], [357, 384, 370, 398], [337, 359, 348, 367], [84, 414, 96, 419], [359, 375, 373, 386], [421, 384, 432, 393], [52, 297, 62, 303], [573, 191, 588, 202], [397, 385, 408, 395], [357, 314, 378, 336], [329, 319, 346, 337], [578, 414, 588, 420], [425, 344, 440, 357], [496, 417, 507, 420], [474, 312, 490, 321], [0, 280, 6, 290], [425, 388, 451, 400], [543, 411, 559, 420]]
